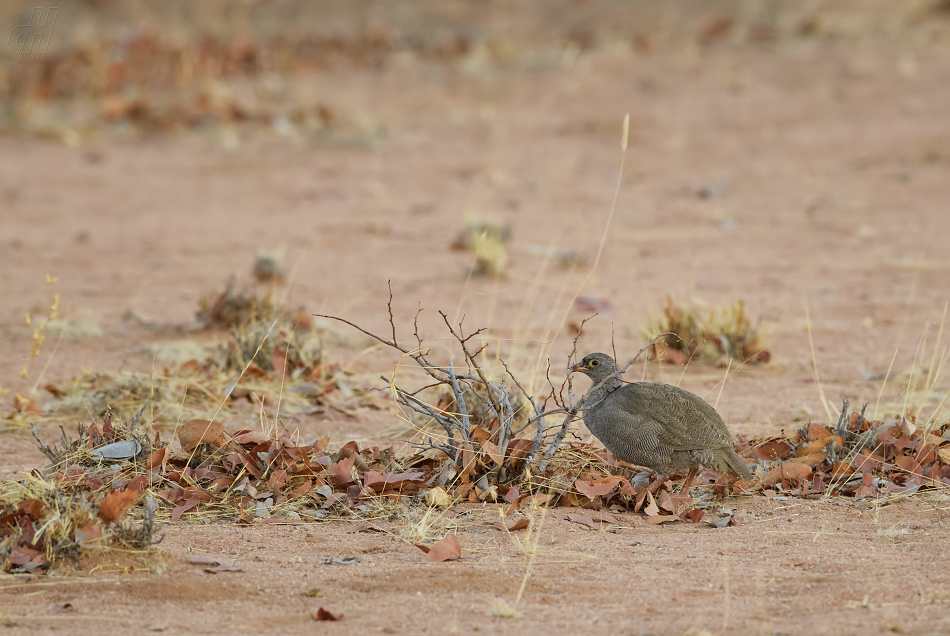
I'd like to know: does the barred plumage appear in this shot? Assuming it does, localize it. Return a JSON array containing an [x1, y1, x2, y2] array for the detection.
[[571, 352, 752, 489]]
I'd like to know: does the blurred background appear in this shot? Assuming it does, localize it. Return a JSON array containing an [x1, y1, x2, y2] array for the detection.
[[2, 0, 950, 436]]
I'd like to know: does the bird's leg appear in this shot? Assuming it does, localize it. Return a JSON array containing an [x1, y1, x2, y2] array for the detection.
[[678, 468, 697, 496]]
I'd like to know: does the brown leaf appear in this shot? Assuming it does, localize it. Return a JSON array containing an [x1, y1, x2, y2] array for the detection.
[[288, 480, 313, 498], [43, 382, 66, 398], [795, 436, 841, 457], [894, 455, 922, 476], [588, 511, 619, 524], [459, 442, 477, 477], [416, 534, 462, 562], [752, 440, 793, 460], [178, 420, 227, 451], [470, 427, 491, 443], [829, 461, 854, 478], [267, 469, 289, 490], [182, 487, 214, 502], [684, 508, 705, 523], [642, 492, 659, 517], [505, 438, 533, 463], [98, 489, 140, 523], [157, 487, 185, 503], [171, 497, 201, 522], [127, 474, 148, 492], [145, 446, 168, 471], [761, 462, 812, 487], [853, 472, 877, 497], [503, 486, 521, 504], [853, 452, 884, 473], [566, 513, 598, 530], [807, 423, 833, 441], [17, 498, 46, 519], [13, 393, 42, 415], [481, 440, 503, 466], [657, 490, 676, 513], [797, 451, 828, 466], [10, 546, 45, 566], [938, 447, 950, 465], [233, 429, 271, 445], [313, 608, 342, 621], [75, 524, 103, 546], [328, 454, 357, 487], [574, 475, 622, 498], [504, 518, 530, 531], [363, 470, 425, 492]]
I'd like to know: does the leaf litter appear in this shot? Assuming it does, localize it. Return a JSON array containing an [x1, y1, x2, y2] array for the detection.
[[3, 288, 950, 576]]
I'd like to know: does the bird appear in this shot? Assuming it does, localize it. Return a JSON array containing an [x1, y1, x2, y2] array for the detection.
[[570, 352, 753, 493]]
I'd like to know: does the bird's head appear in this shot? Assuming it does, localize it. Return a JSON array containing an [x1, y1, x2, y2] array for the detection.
[[569, 352, 620, 383]]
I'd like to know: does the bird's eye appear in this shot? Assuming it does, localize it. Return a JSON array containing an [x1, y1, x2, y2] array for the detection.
[[589, 360, 599, 367]]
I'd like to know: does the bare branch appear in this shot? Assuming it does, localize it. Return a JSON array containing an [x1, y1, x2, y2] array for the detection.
[[499, 358, 541, 418], [387, 280, 398, 347], [446, 360, 471, 438], [439, 311, 502, 419], [382, 374, 462, 442], [611, 322, 618, 364], [512, 407, 568, 435]]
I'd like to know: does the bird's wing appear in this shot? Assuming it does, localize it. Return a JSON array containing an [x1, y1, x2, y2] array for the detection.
[[606, 382, 734, 451]]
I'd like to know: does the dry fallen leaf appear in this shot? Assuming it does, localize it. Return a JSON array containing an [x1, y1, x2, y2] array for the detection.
[[566, 513, 598, 530], [313, 608, 342, 621], [178, 419, 227, 451], [752, 440, 793, 460], [75, 524, 103, 546], [145, 446, 168, 470], [760, 462, 812, 487], [416, 534, 462, 562], [587, 511, 619, 524], [171, 497, 201, 522], [17, 498, 46, 518], [481, 440, 504, 466], [13, 393, 42, 415], [642, 492, 659, 517], [497, 517, 530, 532], [574, 475, 622, 498], [98, 489, 140, 524], [806, 422, 833, 440], [795, 435, 841, 457]]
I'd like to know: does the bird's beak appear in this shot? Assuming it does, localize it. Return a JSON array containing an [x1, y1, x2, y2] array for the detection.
[[569, 362, 584, 373]]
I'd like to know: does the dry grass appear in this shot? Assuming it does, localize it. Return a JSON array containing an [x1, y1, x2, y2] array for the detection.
[[451, 216, 511, 279], [641, 296, 771, 366], [4, 282, 375, 433]]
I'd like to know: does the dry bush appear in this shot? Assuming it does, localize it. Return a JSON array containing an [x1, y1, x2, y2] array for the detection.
[[31, 283, 369, 429], [642, 296, 771, 365], [451, 217, 511, 279]]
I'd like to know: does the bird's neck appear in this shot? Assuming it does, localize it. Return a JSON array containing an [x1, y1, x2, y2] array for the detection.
[[584, 376, 623, 404]]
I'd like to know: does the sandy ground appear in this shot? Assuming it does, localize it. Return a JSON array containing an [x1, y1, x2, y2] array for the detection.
[[3, 35, 950, 635]]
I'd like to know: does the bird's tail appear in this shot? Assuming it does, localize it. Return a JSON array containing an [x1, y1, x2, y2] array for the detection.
[[720, 448, 753, 481]]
